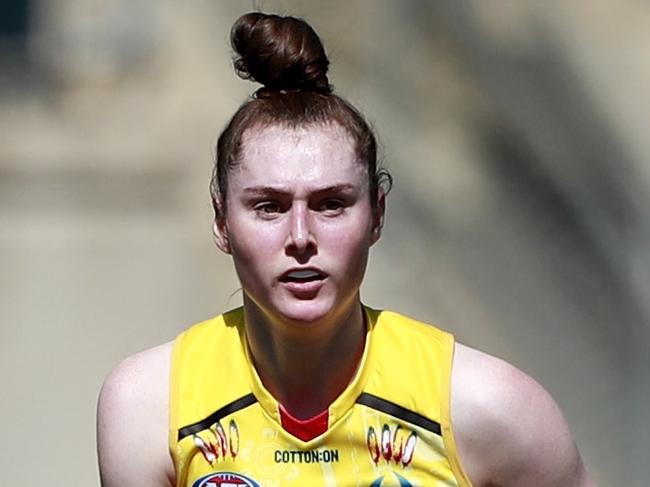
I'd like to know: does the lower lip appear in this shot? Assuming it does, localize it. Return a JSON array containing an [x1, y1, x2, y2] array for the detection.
[[281, 278, 326, 297]]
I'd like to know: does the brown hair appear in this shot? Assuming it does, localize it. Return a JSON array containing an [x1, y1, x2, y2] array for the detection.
[[211, 12, 392, 216]]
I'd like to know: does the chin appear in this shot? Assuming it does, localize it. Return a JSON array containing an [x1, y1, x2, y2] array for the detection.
[[279, 304, 331, 326], [273, 298, 340, 328]]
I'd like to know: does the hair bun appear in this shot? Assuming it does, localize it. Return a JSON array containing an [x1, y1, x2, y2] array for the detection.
[[231, 12, 331, 94]]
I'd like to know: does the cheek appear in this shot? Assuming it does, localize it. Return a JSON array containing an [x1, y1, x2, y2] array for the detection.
[[331, 230, 370, 255], [322, 217, 373, 260], [227, 220, 289, 276]]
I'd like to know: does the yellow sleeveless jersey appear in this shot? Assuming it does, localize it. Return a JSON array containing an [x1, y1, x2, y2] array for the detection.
[[169, 307, 473, 487]]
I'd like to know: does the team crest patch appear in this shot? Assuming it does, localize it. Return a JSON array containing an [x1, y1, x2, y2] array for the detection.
[[192, 471, 260, 487]]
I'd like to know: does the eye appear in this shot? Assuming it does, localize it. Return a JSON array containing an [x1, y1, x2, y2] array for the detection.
[[254, 201, 282, 216], [318, 198, 345, 215]]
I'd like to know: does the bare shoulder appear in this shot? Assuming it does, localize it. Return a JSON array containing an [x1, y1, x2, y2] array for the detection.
[[450, 343, 595, 487], [97, 342, 175, 487]]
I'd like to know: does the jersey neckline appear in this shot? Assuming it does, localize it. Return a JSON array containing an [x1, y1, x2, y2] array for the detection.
[[235, 305, 377, 446]]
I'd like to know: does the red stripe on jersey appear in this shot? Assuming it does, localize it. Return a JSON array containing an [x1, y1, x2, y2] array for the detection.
[[279, 404, 329, 442]]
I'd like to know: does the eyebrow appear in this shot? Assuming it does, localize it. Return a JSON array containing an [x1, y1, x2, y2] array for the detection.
[[242, 183, 358, 196]]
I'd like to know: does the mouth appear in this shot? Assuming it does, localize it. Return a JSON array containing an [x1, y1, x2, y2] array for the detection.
[[280, 268, 327, 284]]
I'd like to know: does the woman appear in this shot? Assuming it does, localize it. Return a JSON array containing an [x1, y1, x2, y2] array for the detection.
[[97, 12, 595, 487]]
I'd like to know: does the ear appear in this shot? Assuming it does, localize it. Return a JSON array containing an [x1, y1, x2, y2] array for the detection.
[[212, 216, 231, 254], [371, 189, 386, 245]]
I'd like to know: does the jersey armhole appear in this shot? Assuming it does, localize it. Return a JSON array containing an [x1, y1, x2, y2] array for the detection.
[[168, 332, 184, 485], [440, 337, 475, 487]]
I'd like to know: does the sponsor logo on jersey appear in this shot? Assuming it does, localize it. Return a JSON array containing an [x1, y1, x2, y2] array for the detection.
[[273, 448, 339, 463], [367, 424, 417, 467], [193, 419, 240, 465], [192, 471, 260, 487], [370, 472, 413, 487]]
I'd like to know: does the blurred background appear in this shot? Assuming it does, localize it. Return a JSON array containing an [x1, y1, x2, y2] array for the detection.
[[1, 0, 648, 485]]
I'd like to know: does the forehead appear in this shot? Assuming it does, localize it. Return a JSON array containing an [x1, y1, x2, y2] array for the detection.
[[233, 123, 366, 189]]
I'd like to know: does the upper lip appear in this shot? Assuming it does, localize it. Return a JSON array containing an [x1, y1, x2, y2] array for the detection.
[[279, 267, 327, 281]]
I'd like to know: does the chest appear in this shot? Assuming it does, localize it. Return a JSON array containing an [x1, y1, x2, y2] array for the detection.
[[179, 402, 459, 487]]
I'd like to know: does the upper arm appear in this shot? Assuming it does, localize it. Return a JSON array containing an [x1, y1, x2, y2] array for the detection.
[[451, 343, 595, 487], [97, 342, 175, 487]]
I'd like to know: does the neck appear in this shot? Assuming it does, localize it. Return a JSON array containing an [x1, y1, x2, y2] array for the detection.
[[243, 296, 366, 420]]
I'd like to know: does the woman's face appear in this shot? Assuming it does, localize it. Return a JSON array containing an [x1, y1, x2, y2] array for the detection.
[[215, 123, 384, 328]]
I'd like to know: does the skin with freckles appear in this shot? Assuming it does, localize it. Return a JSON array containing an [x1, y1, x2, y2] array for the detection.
[[212, 123, 384, 418]]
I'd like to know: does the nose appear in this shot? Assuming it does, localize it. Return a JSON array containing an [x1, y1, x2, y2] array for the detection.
[[286, 203, 316, 256]]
